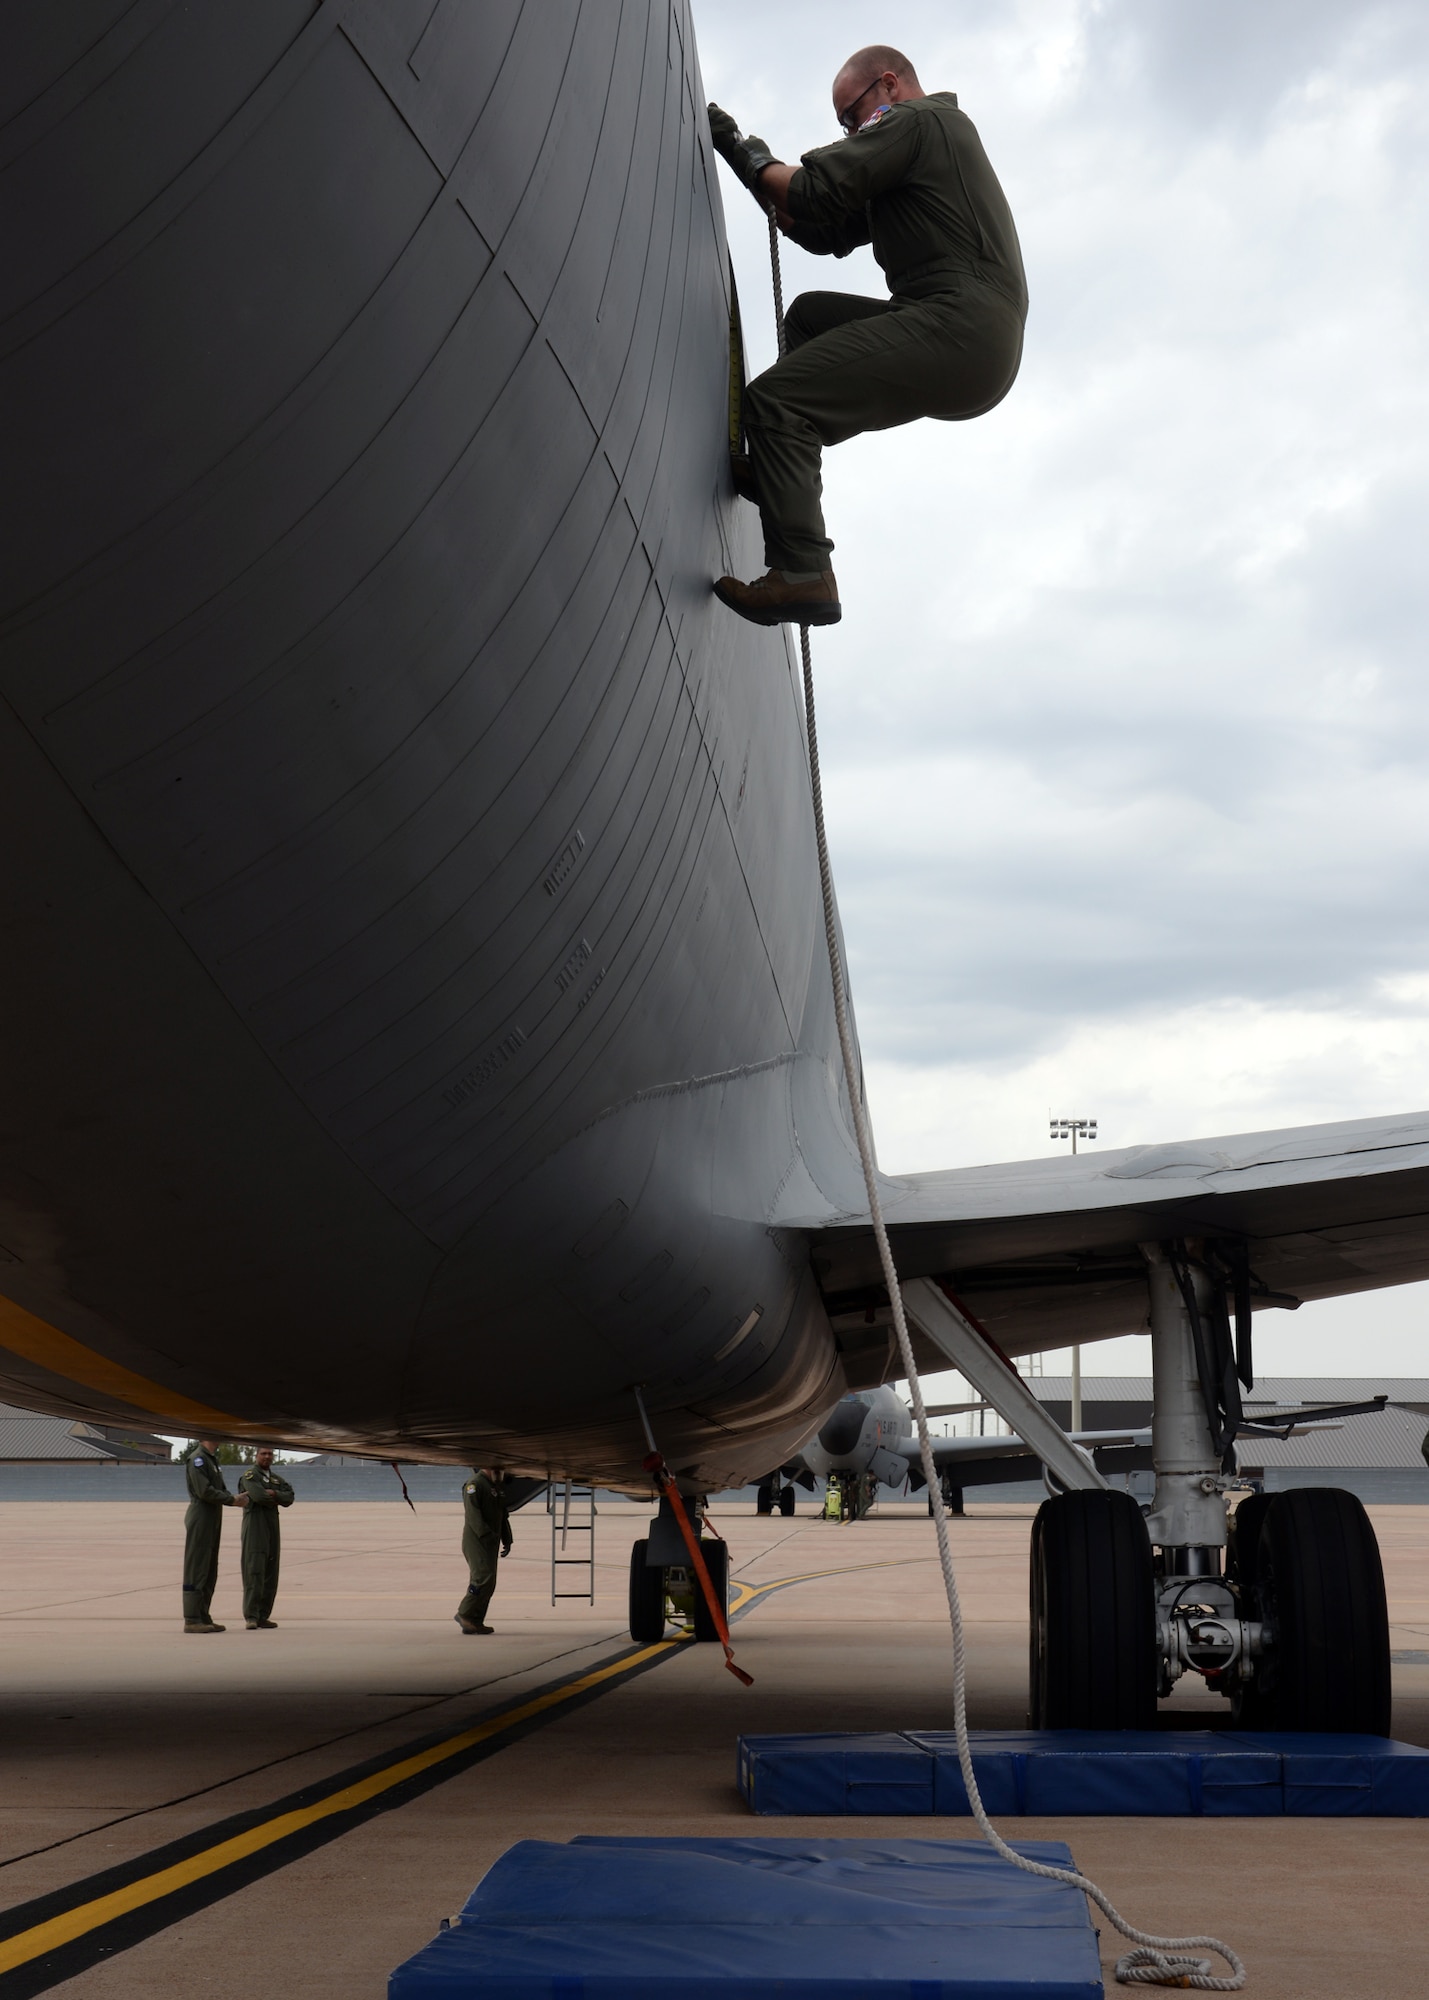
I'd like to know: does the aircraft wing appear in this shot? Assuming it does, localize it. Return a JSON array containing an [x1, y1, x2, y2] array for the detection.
[[894, 1427, 1144, 1467], [785, 1108, 1429, 1357], [889, 1426, 1154, 1487]]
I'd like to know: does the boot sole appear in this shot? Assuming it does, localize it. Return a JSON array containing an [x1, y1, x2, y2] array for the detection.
[[713, 584, 842, 629]]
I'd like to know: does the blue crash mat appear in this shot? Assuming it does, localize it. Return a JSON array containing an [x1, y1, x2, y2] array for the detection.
[[388, 1834, 1103, 1997], [737, 1730, 1429, 1818]]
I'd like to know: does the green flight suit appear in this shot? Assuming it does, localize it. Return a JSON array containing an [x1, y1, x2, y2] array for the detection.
[[457, 1471, 512, 1628], [744, 92, 1028, 574], [181, 1444, 238, 1625], [238, 1463, 295, 1623]]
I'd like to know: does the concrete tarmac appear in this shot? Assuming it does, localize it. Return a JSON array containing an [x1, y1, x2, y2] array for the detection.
[[1, 1497, 1426, 1996]]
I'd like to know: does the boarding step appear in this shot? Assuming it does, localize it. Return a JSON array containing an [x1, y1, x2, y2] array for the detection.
[[737, 1729, 1429, 1819], [389, 1835, 1102, 1998], [548, 1480, 595, 1605]]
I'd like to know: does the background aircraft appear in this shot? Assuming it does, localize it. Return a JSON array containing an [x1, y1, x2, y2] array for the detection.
[[757, 1383, 1374, 1514]]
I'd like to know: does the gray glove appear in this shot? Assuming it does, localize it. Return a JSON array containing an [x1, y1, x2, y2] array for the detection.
[[707, 103, 782, 195]]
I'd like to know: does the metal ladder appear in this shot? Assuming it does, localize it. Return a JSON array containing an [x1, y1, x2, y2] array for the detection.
[[549, 1479, 595, 1605]]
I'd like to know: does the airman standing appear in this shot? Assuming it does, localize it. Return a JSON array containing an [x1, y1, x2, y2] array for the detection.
[[181, 1436, 247, 1632], [455, 1467, 512, 1634], [238, 1447, 295, 1629]]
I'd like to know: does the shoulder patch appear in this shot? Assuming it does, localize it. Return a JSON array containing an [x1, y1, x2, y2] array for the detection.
[[193, 1455, 204, 1468], [854, 103, 895, 135]]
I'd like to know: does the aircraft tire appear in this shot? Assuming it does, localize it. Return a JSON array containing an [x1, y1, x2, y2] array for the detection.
[[778, 1486, 796, 1517], [755, 1483, 774, 1516], [628, 1539, 667, 1644], [1255, 1488, 1391, 1735], [1029, 1489, 1156, 1729], [1226, 1492, 1277, 1724], [692, 1537, 729, 1642], [1228, 1492, 1275, 1596]]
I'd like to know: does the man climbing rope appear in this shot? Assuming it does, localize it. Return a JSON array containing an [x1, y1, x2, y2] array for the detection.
[[708, 46, 1027, 628]]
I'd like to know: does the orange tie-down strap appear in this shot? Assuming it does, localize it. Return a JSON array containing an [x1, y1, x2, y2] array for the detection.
[[643, 1451, 754, 1685]]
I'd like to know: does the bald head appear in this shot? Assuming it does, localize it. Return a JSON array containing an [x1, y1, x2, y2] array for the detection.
[[832, 46, 924, 133]]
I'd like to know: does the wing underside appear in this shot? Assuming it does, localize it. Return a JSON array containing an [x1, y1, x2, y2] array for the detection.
[[788, 1108, 1429, 1362]]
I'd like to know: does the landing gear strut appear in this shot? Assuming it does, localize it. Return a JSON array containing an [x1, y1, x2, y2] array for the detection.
[[1029, 1239, 1392, 1733]]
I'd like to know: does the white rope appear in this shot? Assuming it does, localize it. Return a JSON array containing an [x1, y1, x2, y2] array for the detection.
[[764, 207, 1245, 1993]]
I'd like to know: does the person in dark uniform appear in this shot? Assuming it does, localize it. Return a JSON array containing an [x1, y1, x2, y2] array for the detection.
[[181, 1436, 247, 1632], [455, 1467, 512, 1635], [238, 1447, 295, 1630], [708, 46, 1027, 627]]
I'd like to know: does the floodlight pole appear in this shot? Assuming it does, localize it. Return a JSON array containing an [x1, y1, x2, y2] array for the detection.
[[1049, 1115, 1100, 1431]]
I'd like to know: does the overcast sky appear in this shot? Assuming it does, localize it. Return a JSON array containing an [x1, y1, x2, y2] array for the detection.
[[696, 1, 1429, 1375]]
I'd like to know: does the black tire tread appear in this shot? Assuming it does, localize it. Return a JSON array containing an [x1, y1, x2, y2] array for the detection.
[[691, 1537, 729, 1643], [1228, 1492, 1275, 1594], [627, 1538, 666, 1644], [1031, 1489, 1156, 1729], [1259, 1487, 1391, 1735]]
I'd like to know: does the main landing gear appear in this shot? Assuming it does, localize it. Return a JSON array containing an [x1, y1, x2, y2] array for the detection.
[[628, 1495, 731, 1643], [756, 1473, 796, 1517], [1028, 1240, 1391, 1734]]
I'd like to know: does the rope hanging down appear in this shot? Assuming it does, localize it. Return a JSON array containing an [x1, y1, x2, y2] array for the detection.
[[763, 209, 1245, 1994]]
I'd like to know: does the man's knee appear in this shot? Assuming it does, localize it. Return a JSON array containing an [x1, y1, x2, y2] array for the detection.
[[744, 371, 815, 442]]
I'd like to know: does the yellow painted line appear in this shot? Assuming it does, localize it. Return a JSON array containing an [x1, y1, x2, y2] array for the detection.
[[0, 1291, 252, 1433], [732, 1555, 931, 1608], [0, 1552, 928, 1972], [0, 1636, 678, 1976]]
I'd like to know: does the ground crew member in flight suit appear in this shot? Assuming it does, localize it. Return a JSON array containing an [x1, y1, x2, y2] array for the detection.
[[238, 1447, 295, 1629], [455, 1467, 513, 1634], [708, 45, 1027, 628], [181, 1436, 247, 1632]]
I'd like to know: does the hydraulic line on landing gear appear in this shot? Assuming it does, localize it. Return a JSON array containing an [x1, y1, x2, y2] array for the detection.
[[760, 207, 1245, 1992]]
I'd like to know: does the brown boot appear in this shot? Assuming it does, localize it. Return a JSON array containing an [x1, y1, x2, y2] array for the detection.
[[713, 568, 841, 628]]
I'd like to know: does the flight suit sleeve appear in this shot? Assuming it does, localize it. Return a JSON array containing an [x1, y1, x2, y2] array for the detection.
[[778, 196, 871, 260], [273, 1472, 295, 1508], [786, 106, 922, 251], [237, 1467, 269, 1507]]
